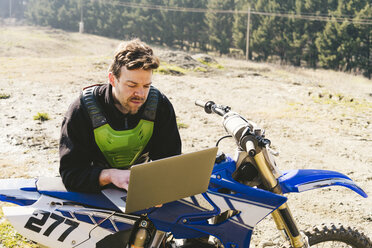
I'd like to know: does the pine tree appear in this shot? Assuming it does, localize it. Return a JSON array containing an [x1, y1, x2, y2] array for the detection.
[[132, 0, 165, 43], [316, 19, 342, 69], [354, 4, 372, 78], [316, 0, 370, 73], [299, 0, 329, 68], [183, 0, 208, 50], [251, 0, 282, 61], [232, 0, 254, 57], [158, 0, 188, 49], [206, 0, 234, 54]]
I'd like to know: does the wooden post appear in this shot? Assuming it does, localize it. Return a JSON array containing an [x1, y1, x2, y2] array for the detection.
[[368, 26, 371, 79], [79, 0, 84, 33], [9, 0, 12, 18], [246, 6, 251, 61]]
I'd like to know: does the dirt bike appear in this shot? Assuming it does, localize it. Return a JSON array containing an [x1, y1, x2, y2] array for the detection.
[[0, 100, 371, 248]]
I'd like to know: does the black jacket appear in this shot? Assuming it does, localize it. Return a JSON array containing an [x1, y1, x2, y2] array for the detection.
[[59, 84, 181, 193]]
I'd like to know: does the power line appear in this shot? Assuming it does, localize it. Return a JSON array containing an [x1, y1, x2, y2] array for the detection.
[[99, 1, 372, 25], [251, 10, 372, 24]]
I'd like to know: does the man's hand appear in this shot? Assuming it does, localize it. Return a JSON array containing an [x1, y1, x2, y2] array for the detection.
[[99, 169, 130, 191], [100, 169, 163, 208]]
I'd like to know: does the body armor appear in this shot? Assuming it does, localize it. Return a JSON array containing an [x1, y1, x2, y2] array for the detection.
[[81, 85, 159, 168]]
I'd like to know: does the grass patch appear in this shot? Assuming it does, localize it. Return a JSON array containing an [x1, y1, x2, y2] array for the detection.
[[307, 90, 372, 116], [154, 63, 187, 76], [176, 118, 189, 129], [193, 67, 208, 72], [33, 112, 50, 122], [154, 62, 212, 75], [196, 59, 224, 69], [0, 93, 10, 99], [0, 208, 40, 247]]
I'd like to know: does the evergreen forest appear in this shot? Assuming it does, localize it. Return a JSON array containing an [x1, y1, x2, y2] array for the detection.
[[1, 0, 371, 78]]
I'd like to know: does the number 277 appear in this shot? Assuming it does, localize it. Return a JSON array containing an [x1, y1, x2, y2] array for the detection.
[[24, 211, 79, 242]]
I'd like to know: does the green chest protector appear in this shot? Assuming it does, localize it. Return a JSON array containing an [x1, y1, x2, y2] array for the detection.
[[81, 85, 160, 169]]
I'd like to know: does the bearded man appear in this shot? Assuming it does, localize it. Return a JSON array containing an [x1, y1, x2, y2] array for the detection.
[[59, 39, 181, 193]]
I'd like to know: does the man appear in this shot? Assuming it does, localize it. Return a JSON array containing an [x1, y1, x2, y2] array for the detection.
[[59, 39, 181, 193]]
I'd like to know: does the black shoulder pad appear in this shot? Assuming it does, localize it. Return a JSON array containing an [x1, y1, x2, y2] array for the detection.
[[142, 86, 160, 121], [81, 86, 107, 128]]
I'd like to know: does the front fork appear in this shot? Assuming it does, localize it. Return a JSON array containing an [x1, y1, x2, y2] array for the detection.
[[254, 152, 309, 248], [129, 216, 166, 248]]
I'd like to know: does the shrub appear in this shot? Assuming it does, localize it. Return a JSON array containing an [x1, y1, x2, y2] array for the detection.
[[0, 93, 10, 99], [33, 112, 50, 121]]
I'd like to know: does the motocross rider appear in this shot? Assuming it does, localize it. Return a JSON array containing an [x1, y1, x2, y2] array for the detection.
[[59, 39, 182, 193]]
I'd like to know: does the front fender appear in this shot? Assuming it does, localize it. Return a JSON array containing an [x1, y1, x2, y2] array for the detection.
[[278, 169, 367, 198]]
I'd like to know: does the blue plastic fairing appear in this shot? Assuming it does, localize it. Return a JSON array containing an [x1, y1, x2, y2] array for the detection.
[[210, 158, 287, 208], [212, 156, 236, 174], [0, 196, 37, 206], [279, 169, 367, 198], [0, 178, 40, 206], [209, 175, 287, 207], [38, 190, 121, 210]]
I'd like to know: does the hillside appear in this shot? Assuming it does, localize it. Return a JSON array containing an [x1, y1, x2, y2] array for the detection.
[[0, 25, 371, 247]]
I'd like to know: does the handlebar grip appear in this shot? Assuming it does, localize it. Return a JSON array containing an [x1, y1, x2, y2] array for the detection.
[[195, 100, 215, 114], [243, 139, 256, 157], [195, 100, 205, 108]]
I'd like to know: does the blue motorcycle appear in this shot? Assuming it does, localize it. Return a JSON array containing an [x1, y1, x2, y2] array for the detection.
[[0, 101, 370, 248]]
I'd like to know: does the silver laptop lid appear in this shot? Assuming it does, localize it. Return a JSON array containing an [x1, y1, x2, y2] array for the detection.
[[125, 147, 218, 213], [102, 147, 218, 213]]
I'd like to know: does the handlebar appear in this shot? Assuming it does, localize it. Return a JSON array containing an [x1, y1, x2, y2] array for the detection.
[[195, 100, 257, 156], [195, 100, 231, 116], [195, 100, 281, 178]]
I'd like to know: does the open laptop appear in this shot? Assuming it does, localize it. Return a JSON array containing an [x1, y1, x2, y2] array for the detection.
[[102, 147, 218, 213]]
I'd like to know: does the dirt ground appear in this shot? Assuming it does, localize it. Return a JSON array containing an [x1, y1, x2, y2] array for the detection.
[[0, 25, 371, 247]]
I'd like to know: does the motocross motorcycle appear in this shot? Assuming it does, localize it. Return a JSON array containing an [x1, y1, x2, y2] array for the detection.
[[0, 101, 371, 248]]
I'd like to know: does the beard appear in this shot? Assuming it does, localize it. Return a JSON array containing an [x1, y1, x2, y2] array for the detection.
[[120, 96, 145, 114]]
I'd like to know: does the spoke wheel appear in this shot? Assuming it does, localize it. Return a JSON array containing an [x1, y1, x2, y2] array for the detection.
[[305, 223, 372, 248]]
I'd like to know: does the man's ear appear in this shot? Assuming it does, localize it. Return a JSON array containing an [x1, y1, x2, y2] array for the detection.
[[108, 72, 116, 87]]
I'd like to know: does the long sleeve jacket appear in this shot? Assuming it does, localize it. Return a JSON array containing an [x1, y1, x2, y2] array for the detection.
[[59, 84, 181, 193]]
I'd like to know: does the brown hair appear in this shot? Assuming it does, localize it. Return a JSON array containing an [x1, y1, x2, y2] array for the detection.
[[108, 39, 160, 79]]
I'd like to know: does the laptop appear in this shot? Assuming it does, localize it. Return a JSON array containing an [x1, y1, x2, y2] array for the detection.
[[102, 147, 218, 213]]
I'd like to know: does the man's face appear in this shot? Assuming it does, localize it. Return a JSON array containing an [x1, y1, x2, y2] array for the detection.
[[109, 67, 152, 115]]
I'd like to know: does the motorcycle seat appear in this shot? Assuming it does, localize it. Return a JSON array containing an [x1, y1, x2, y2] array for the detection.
[[36, 177, 67, 192]]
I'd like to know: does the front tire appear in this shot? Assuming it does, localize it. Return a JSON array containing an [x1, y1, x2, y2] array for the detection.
[[305, 223, 372, 248]]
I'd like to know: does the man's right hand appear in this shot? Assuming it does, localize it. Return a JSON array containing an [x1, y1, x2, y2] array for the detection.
[[99, 169, 130, 191]]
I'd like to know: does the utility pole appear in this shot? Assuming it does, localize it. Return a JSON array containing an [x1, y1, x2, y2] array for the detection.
[[79, 0, 84, 33], [245, 6, 251, 61], [368, 27, 371, 79], [9, 0, 12, 18]]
